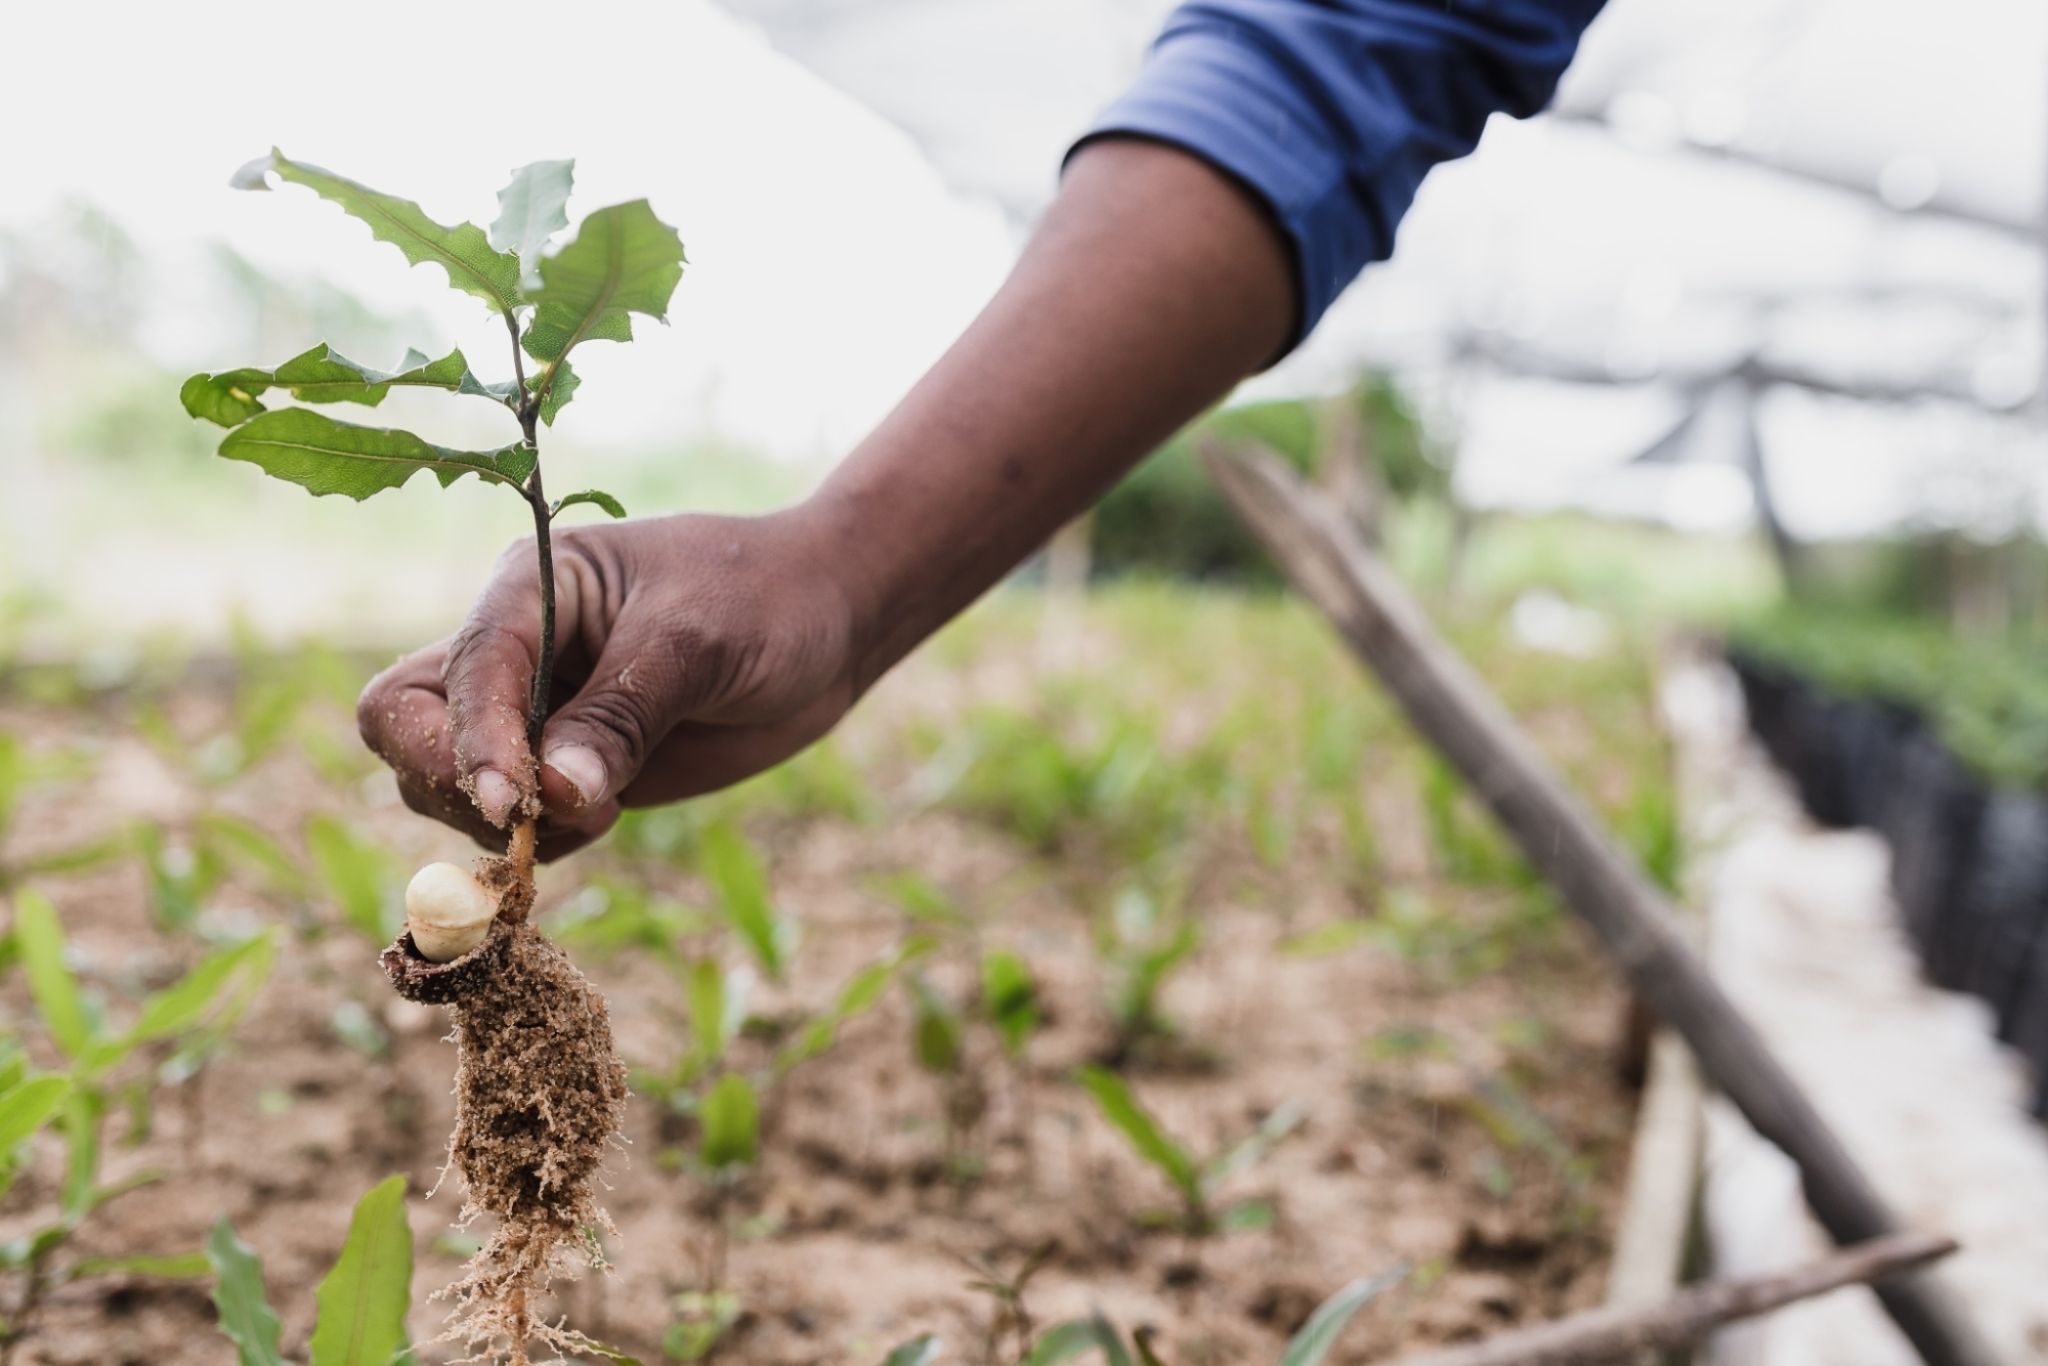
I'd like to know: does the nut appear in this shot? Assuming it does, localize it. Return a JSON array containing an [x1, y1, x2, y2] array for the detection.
[[404, 861, 498, 962]]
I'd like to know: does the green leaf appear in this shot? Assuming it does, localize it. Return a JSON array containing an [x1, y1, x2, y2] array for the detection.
[[181, 346, 495, 429], [126, 932, 275, 1048], [874, 872, 971, 929], [1073, 1067, 1199, 1204], [309, 1175, 412, 1366], [699, 826, 791, 981], [244, 151, 521, 316], [534, 357, 580, 425], [1205, 1101, 1305, 1194], [698, 1073, 758, 1173], [909, 975, 963, 1076], [1276, 1268, 1406, 1366], [490, 160, 574, 278], [550, 489, 627, 521], [197, 814, 308, 898], [219, 409, 534, 502], [880, 1336, 943, 1366], [684, 960, 747, 1074], [1024, 1317, 1135, 1366], [773, 938, 934, 1074], [521, 199, 685, 369], [59, 1087, 104, 1217], [306, 816, 400, 942], [0, 1076, 72, 1151], [209, 1216, 286, 1366], [67, 1252, 211, 1281], [980, 950, 1037, 1056], [14, 891, 94, 1060]]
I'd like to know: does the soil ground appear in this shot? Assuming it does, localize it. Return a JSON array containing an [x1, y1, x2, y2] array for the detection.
[[0, 594, 1648, 1364]]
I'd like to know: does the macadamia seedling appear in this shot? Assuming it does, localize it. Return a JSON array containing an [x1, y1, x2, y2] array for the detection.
[[185, 152, 681, 1364]]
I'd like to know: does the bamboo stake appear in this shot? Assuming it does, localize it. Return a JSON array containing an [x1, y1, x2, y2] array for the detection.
[[1205, 445, 2003, 1366], [1387, 1233, 1957, 1366]]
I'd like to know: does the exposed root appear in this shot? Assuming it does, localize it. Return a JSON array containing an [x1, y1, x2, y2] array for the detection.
[[381, 821, 627, 1364]]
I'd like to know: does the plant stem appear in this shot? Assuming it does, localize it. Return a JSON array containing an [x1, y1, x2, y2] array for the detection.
[[523, 463, 554, 759], [505, 311, 555, 768]]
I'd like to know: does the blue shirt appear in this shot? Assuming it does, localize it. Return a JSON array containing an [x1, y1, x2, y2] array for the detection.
[[1078, 0, 1608, 352]]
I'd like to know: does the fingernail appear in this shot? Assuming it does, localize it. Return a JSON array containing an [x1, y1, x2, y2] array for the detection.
[[542, 745, 608, 807], [473, 768, 520, 826]]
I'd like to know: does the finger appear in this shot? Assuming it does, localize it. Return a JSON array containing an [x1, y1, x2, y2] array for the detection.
[[533, 608, 700, 813], [440, 546, 549, 826], [358, 645, 467, 803]]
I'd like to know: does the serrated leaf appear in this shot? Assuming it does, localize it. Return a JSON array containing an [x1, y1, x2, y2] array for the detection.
[[551, 489, 626, 521], [13, 891, 94, 1061], [181, 346, 497, 429], [218, 409, 534, 501], [245, 151, 521, 317], [521, 199, 684, 373], [0, 1076, 72, 1151], [125, 932, 275, 1048], [491, 159, 574, 278], [534, 356, 580, 425], [309, 1174, 411, 1366], [880, 1336, 942, 1366], [1074, 1067, 1199, 1204], [209, 1216, 286, 1366], [698, 1073, 758, 1172], [1276, 1268, 1406, 1366]]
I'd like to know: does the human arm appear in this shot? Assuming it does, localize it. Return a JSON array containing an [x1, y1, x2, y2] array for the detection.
[[358, 0, 1608, 854]]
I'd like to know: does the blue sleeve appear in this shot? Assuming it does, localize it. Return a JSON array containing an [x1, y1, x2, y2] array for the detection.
[[1074, 0, 1607, 354]]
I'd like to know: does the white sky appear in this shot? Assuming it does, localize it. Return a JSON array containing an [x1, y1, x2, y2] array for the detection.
[[4, 0, 2043, 547], [2, 0, 1017, 459]]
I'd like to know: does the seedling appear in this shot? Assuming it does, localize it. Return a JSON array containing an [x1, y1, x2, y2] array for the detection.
[[1097, 886, 1201, 1059], [698, 824, 798, 981], [955, 1242, 1053, 1364], [3, 889, 274, 1357], [910, 973, 989, 1175], [1074, 1067, 1301, 1236], [181, 151, 682, 1362]]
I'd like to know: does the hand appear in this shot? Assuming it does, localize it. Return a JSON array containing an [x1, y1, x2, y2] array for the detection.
[[357, 506, 861, 859]]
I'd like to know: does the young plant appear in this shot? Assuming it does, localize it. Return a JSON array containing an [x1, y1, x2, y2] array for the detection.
[[1073, 1067, 1302, 1236], [955, 1242, 1053, 1365], [0, 735, 130, 893], [182, 151, 681, 1363], [910, 973, 989, 1177], [1097, 885, 1200, 1060], [689, 1069, 760, 1334], [3, 889, 274, 1358]]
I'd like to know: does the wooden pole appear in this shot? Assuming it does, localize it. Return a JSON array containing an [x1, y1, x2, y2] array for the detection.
[[1205, 446, 2003, 1366], [1386, 1233, 1957, 1366]]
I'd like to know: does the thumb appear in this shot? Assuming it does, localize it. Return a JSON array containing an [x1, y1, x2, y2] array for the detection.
[[535, 626, 687, 813]]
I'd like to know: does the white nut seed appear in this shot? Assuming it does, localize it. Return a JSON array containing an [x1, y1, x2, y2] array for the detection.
[[404, 862, 498, 962]]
